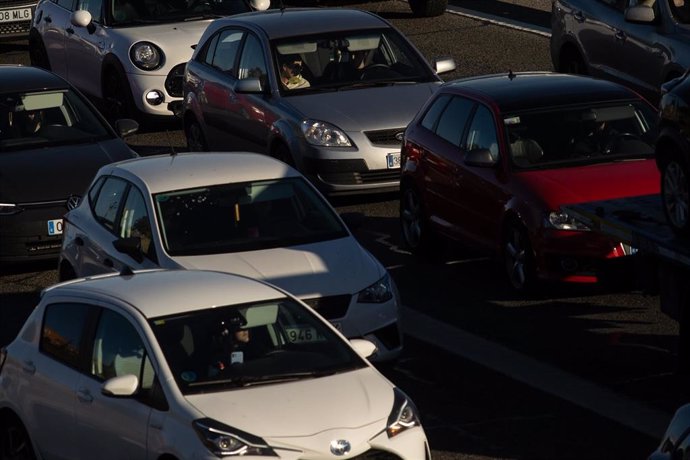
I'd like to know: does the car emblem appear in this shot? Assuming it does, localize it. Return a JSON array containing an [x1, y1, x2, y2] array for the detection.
[[395, 131, 405, 142], [66, 195, 81, 210], [329, 439, 351, 456]]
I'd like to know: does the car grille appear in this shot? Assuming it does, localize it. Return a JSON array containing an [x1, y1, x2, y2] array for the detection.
[[165, 63, 186, 97], [0, 19, 30, 36], [320, 169, 400, 186], [364, 128, 406, 147], [25, 239, 62, 254], [302, 294, 351, 320], [371, 322, 401, 351]]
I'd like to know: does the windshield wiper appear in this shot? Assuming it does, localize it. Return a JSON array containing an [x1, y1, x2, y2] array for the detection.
[[183, 14, 222, 21], [336, 79, 419, 91]]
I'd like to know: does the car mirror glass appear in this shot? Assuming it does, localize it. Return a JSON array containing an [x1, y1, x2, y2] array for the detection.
[[433, 57, 456, 75], [624, 5, 655, 24], [101, 374, 138, 397], [115, 118, 139, 138], [464, 148, 497, 167], [235, 78, 264, 94]]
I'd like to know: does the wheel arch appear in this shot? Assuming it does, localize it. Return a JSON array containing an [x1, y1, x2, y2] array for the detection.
[[557, 39, 588, 75]]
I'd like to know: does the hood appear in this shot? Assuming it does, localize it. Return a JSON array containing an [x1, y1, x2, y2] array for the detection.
[[0, 139, 134, 203], [185, 367, 393, 438], [174, 237, 383, 297], [516, 158, 660, 210], [283, 83, 439, 131]]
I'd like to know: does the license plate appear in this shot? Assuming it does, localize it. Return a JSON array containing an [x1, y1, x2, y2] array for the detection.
[[0, 8, 32, 23], [285, 326, 320, 343], [386, 152, 401, 169], [47, 219, 63, 236]]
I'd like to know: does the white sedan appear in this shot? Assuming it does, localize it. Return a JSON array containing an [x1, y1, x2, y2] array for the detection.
[[0, 269, 430, 459], [58, 152, 403, 362]]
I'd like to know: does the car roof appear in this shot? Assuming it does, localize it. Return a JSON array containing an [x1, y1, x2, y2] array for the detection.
[[443, 72, 645, 112], [213, 8, 388, 38], [0, 65, 71, 93], [105, 151, 303, 194], [45, 269, 287, 318]]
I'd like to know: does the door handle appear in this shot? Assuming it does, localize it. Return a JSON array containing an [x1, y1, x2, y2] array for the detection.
[[75, 236, 84, 246], [44, 15, 52, 23], [77, 388, 93, 403], [574, 11, 585, 23], [66, 27, 74, 34], [614, 30, 626, 41], [22, 360, 35, 375], [103, 258, 114, 268]]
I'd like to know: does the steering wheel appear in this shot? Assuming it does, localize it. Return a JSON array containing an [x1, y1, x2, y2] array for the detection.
[[359, 64, 391, 80], [603, 132, 640, 155]]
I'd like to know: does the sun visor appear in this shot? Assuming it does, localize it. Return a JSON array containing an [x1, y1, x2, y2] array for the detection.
[[277, 42, 317, 55], [346, 35, 380, 51], [20, 92, 64, 111]]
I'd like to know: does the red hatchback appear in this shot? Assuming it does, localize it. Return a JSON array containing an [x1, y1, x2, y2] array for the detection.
[[400, 72, 660, 290]]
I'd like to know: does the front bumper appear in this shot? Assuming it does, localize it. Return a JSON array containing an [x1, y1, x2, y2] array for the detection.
[[126, 63, 185, 117], [0, 205, 66, 263]]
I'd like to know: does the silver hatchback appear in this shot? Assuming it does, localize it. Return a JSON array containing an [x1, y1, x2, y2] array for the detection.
[[182, 8, 455, 195]]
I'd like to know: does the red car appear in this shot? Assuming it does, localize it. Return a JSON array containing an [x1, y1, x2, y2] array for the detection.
[[400, 72, 660, 290]]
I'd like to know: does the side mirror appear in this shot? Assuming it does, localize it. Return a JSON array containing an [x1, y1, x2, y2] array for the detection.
[[113, 236, 144, 263], [340, 212, 365, 231], [433, 57, 457, 75], [115, 118, 139, 138], [102, 374, 138, 397], [235, 78, 264, 94], [464, 148, 497, 167], [624, 5, 655, 23], [70, 9, 92, 28], [350, 339, 378, 359]]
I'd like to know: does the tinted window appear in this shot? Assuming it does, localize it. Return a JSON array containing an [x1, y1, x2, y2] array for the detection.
[[93, 177, 128, 231], [110, 0, 250, 25], [238, 34, 267, 81], [435, 97, 475, 147], [41, 303, 91, 369], [78, 0, 103, 21], [117, 186, 154, 260], [57, 0, 75, 10], [421, 94, 451, 131], [200, 34, 220, 65], [464, 105, 499, 160], [212, 30, 244, 74], [88, 176, 106, 204]]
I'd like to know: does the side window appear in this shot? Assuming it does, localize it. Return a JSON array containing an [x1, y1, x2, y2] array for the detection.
[[464, 105, 499, 160], [56, 0, 75, 10], [212, 30, 244, 74], [238, 34, 267, 82], [91, 309, 147, 385], [117, 186, 154, 260], [78, 0, 103, 21], [421, 94, 452, 131], [200, 34, 220, 66], [41, 303, 91, 369], [435, 96, 475, 147], [88, 176, 106, 204], [93, 177, 128, 232]]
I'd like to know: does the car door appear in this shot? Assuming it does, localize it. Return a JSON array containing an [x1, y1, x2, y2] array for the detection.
[[66, 0, 106, 97], [38, 0, 75, 78], [79, 176, 159, 275], [416, 95, 476, 241], [74, 306, 154, 460], [21, 302, 94, 460]]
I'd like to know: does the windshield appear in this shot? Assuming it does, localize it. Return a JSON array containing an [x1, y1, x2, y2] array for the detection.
[[154, 177, 349, 256], [150, 298, 366, 394], [505, 102, 658, 170], [110, 0, 251, 25], [272, 28, 435, 93], [0, 89, 112, 152]]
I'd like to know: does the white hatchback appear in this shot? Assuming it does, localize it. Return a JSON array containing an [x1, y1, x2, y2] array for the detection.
[[0, 269, 430, 459], [58, 152, 403, 361]]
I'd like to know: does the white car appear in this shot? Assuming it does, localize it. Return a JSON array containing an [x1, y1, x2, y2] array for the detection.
[[58, 151, 403, 361], [0, 269, 431, 459], [28, 0, 257, 121]]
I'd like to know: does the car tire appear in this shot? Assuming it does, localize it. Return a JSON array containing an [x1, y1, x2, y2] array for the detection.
[[662, 154, 690, 236], [102, 65, 136, 123], [400, 184, 437, 257], [0, 413, 37, 460], [408, 0, 447, 17], [28, 32, 51, 71], [559, 48, 588, 76], [58, 261, 77, 282], [185, 117, 208, 152], [502, 221, 536, 292]]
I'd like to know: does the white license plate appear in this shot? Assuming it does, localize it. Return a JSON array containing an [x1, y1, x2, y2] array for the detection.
[[47, 219, 63, 236], [0, 8, 32, 23], [386, 152, 401, 169], [285, 326, 320, 343]]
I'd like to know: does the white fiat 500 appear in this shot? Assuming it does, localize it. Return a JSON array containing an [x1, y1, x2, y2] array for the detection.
[[58, 152, 403, 361], [0, 269, 431, 459], [28, 0, 260, 121]]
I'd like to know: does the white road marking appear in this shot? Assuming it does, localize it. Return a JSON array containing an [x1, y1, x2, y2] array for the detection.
[[402, 306, 672, 439], [445, 5, 551, 38]]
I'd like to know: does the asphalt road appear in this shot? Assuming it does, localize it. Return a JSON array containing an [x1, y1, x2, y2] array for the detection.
[[0, 1, 686, 458]]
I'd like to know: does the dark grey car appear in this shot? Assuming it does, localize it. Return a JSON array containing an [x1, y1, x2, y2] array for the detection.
[[183, 8, 455, 195], [0, 65, 138, 264], [551, 0, 690, 102]]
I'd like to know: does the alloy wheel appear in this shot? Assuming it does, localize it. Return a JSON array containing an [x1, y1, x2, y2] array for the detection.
[[400, 187, 423, 250], [663, 159, 690, 234], [504, 224, 532, 291], [1, 419, 35, 460]]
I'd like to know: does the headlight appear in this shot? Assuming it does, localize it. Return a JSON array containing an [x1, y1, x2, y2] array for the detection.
[[301, 120, 351, 147], [357, 274, 393, 303], [193, 418, 277, 457], [386, 388, 421, 438], [130, 41, 163, 71], [0, 203, 22, 216], [546, 211, 591, 231]]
